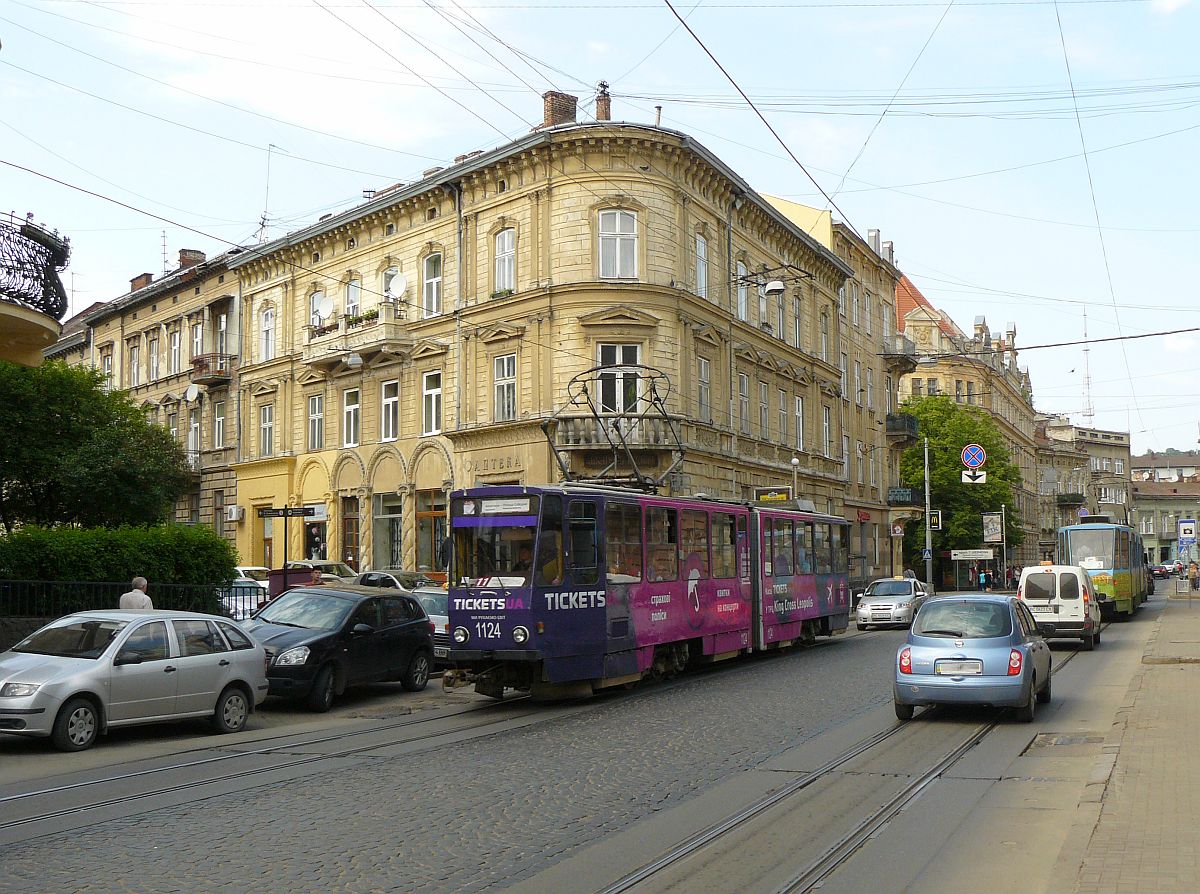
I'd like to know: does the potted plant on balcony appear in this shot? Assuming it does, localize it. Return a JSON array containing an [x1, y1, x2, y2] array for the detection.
[[490, 288, 514, 301]]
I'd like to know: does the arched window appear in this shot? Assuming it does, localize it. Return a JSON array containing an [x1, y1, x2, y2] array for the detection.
[[598, 209, 637, 279], [260, 307, 276, 361], [423, 253, 443, 317], [494, 228, 515, 293]]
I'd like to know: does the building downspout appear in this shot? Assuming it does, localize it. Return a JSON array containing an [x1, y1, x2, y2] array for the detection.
[[452, 181, 465, 431]]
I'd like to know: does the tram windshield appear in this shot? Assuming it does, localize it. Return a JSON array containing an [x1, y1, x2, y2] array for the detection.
[[451, 495, 541, 586], [1066, 529, 1115, 570]]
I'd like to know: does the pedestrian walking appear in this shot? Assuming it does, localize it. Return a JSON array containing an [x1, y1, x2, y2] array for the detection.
[[119, 576, 153, 609], [969, 564, 977, 587], [977, 569, 987, 592], [1189, 562, 1198, 591]]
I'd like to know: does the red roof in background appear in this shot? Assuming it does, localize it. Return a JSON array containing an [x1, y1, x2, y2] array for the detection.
[[895, 274, 959, 338]]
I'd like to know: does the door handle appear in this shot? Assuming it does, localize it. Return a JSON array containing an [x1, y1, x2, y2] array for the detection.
[[164, 666, 177, 673], [219, 659, 231, 667]]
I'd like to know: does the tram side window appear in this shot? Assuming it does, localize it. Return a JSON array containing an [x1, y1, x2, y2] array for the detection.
[[773, 519, 794, 576], [535, 495, 564, 586], [681, 509, 710, 578], [762, 517, 774, 575], [604, 502, 643, 582], [711, 512, 737, 579], [832, 524, 849, 573], [795, 522, 814, 574], [647, 506, 679, 582], [738, 515, 750, 581], [568, 501, 601, 586], [813, 523, 833, 574]]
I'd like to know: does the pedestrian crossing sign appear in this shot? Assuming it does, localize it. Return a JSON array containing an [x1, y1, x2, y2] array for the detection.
[[921, 548, 932, 561]]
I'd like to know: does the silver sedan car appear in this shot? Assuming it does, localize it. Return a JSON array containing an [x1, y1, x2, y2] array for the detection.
[[0, 610, 269, 751], [855, 577, 929, 630]]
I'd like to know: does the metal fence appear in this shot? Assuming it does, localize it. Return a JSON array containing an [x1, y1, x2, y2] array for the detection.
[[0, 580, 266, 620]]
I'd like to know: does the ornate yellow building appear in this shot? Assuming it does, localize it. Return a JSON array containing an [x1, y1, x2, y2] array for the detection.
[[52, 92, 916, 582]]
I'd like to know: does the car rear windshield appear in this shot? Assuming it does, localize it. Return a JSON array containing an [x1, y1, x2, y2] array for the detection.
[[867, 580, 912, 597], [254, 590, 355, 631], [13, 618, 130, 659], [914, 601, 1012, 638], [415, 590, 448, 617], [1023, 572, 1056, 600], [239, 568, 269, 582]]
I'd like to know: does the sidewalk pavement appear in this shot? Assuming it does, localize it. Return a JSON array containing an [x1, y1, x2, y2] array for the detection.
[[1067, 594, 1200, 893]]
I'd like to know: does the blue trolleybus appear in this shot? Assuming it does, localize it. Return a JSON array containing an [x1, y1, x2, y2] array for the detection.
[[446, 484, 851, 699], [1055, 520, 1149, 619]]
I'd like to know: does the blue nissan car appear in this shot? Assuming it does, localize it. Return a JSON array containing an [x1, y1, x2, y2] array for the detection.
[[894, 594, 1054, 723]]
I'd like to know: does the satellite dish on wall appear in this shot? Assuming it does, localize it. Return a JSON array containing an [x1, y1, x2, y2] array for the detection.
[[184, 384, 200, 402], [317, 294, 335, 318], [388, 271, 408, 298]]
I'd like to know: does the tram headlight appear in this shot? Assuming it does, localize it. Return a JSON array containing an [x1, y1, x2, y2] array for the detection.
[[452, 626, 470, 645], [512, 625, 530, 644]]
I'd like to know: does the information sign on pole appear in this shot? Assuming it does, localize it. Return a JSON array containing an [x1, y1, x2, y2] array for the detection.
[[961, 470, 987, 484], [951, 548, 995, 561], [982, 512, 1003, 543]]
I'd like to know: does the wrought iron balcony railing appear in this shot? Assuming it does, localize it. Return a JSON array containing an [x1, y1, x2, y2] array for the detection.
[[190, 353, 236, 385], [885, 412, 918, 441]]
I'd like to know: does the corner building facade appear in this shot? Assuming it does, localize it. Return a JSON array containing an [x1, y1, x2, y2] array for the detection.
[[228, 109, 881, 575]]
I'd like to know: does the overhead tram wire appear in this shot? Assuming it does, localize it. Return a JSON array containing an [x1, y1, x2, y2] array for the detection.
[[829, 0, 956, 202], [1052, 0, 1148, 439], [0, 14, 447, 164], [660, 0, 867, 243]]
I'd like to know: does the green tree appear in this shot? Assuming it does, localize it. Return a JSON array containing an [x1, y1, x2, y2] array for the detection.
[[0, 360, 192, 531], [898, 395, 1024, 580]]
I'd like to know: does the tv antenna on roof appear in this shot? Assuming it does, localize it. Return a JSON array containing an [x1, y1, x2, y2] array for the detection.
[[258, 144, 284, 244]]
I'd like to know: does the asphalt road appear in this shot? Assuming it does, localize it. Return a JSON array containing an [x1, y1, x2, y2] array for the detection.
[[0, 605, 1156, 894]]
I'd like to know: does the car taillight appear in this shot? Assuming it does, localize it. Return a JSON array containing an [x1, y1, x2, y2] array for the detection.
[[1016, 585, 1023, 600], [899, 647, 913, 675], [428, 621, 436, 636], [1083, 589, 1090, 604], [1008, 649, 1023, 676]]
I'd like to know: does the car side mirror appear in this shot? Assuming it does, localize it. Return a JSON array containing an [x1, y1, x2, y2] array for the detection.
[[352, 623, 374, 635], [114, 650, 143, 666], [1037, 623, 1057, 638]]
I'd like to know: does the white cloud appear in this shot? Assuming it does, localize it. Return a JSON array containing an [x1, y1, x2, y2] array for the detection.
[[1163, 334, 1197, 353], [1152, 0, 1192, 13]]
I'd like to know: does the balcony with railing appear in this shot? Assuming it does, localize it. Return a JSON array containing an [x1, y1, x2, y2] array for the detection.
[[190, 353, 236, 386], [302, 301, 413, 371], [880, 333, 919, 374], [552, 412, 684, 450], [1, 213, 70, 366], [885, 412, 919, 443], [1056, 492, 1086, 506]]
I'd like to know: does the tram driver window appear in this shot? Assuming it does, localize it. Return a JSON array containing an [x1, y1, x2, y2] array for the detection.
[[569, 501, 600, 586], [604, 503, 643, 582], [647, 506, 679, 582]]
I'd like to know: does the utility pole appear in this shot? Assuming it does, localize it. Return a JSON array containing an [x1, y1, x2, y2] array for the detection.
[[1001, 502, 1008, 587], [924, 436, 933, 587]]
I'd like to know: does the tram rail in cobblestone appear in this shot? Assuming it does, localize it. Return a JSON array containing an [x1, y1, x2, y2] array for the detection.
[[596, 635, 1094, 894]]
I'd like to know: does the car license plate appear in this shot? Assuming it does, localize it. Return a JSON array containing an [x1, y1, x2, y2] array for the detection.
[[434, 647, 448, 658], [935, 659, 982, 675], [1029, 605, 1057, 614]]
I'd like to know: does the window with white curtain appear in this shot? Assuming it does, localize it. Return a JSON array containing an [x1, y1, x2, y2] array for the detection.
[[381, 380, 399, 441], [494, 228, 515, 292], [493, 354, 516, 422], [694, 234, 707, 300], [423, 253, 443, 317], [343, 389, 360, 447]]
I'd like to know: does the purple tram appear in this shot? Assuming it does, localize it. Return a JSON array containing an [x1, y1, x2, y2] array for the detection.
[[446, 484, 851, 699]]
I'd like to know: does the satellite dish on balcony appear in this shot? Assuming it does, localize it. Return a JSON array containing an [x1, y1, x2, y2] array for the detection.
[[184, 384, 200, 402], [386, 271, 408, 299], [317, 294, 335, 318]]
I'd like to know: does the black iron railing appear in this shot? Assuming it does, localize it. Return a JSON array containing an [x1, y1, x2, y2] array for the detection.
[[0, 213, 71, 320], [0, 580, 263, 620]]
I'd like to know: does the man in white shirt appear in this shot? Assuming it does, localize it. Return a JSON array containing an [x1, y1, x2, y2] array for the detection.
[[119, 577, 154, 610]]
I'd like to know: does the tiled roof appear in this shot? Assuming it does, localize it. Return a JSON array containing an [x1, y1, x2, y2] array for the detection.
[[1132, 452, 1200, 469], [1132, 481, 1200, 497], [895, 274, 959, 338]]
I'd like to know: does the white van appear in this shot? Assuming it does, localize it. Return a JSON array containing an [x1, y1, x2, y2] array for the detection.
[[1017, 563, 1102, 650]]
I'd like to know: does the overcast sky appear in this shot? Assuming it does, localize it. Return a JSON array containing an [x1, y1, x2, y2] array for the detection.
[[3, 0, 1197, 454]]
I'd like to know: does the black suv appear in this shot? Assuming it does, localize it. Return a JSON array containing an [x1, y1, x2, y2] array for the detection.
[[244, 586, 434, 712]]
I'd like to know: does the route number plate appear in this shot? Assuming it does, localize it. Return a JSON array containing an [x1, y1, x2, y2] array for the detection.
[[935, 659, 982, 675]]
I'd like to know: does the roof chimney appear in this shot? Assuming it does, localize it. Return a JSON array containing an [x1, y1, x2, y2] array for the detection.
[[178, 249, 206, 269], [542, 90, 578, 128], [596, 81, 611, 121], [868, 229, 881, 254], [130, 272, 154, 291], [882, 240, 894, 263]]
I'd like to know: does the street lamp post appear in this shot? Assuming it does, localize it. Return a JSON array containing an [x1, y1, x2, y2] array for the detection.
[[791, 456, 799, 498]]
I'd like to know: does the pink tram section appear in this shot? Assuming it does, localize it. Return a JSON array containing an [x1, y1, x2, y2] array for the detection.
[[446, 485, 850, 699]]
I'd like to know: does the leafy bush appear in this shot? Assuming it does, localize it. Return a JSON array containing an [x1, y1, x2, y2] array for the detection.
[[0, 525, 237, 587]]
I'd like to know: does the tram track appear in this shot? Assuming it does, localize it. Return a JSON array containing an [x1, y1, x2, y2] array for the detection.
[[596, 635, 1095, 894], [0, 697, 541, 839]]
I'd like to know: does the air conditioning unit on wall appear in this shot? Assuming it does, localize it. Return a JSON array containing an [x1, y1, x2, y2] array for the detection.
[[225, 505, 245, 523]]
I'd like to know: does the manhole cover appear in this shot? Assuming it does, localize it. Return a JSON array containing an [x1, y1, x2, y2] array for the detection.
[[1030, 733, 1104, 748]]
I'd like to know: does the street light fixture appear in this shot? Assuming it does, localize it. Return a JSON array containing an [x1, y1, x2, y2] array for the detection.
[[791, 456, 800, 498]]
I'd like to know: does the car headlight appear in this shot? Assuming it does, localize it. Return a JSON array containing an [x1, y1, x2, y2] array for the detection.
[[274, 646, 310, 666], [512, 626, 529, 644], [452, 627, 470, 644], [896, 601, 912, 609], [0, 682, 39, 698]]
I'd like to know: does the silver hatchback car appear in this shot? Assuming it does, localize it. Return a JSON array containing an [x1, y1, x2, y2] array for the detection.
[[855, 577, 929, 630], [0, 610, 269, 751]]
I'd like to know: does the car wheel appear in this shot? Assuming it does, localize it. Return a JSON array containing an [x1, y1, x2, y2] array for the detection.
[[51, 697, 99, 752], [856, 624, 868, 631], [402, 651, 431, 692], [1094, 627, 1101, 645], [212, 686, 249, 734], [1015, 675, 1036, 722], [306, 665, 336, 712], [1037, 672, 1053, 704], [894, 701, 914, 722]]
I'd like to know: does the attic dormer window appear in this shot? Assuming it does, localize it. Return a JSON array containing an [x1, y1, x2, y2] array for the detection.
[[312, 251, 321, 264], [497, 179, 507, 193]]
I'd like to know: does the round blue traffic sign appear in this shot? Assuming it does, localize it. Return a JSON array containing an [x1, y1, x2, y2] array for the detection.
[[961, 444, 987, 469]]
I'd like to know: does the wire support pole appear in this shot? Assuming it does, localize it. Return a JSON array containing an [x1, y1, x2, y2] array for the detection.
[[924, 436, 933, 588]]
